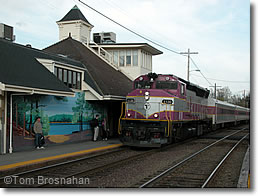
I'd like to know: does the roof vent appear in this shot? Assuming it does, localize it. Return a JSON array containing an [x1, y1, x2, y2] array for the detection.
[[0, 23, 15, 42]]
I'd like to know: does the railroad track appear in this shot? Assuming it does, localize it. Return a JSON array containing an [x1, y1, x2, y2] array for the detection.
[[138, 128, 249, 188], [0, 134, 198, 188], [0, 126, 249, 188], [0, 147, 131, 187], [0, 144, 164, 187]]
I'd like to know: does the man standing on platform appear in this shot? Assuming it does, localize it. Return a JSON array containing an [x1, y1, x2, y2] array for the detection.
[[92, 114, 100, 142], [102, 118, 108, 141], [34, 117, 44, 149]]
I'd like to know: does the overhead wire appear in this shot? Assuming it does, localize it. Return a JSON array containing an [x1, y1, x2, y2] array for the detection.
[[190, 57, 213, 86], [78, 0, 181, 55], [190, 74, 250, 84], [77, 0, 245, 88], [103, 0, 183, 52]]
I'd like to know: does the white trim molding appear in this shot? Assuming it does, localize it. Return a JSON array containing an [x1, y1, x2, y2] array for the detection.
[[4, 84, 75, 97]]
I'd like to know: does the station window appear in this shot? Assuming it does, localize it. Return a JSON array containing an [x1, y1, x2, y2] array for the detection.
[[77, 72, 81, 89], [68, 70, 72, 88], [58, 69, 63, 81], [63, 69, 68, 85], [113, 51, 118, 66], [54, 66, 82, 90], [133, 50, 138, 66], [141, 51, 152, 69], [126, 50, 131, 66], [73, 71, 76, 88], [119, 51, 125, 66], [54, 67, 58, 76], [142, 51, 145, 68]]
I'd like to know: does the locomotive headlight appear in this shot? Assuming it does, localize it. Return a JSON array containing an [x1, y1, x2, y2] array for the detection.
[[145, 91, 150, 101], [127, 113, 131, 117], [154, 113, 159, 118]]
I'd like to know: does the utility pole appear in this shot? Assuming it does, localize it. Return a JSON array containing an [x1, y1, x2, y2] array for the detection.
[[243, 90, 246, 107], [209, 83, 222, 100], [180, 48, 198, 81]]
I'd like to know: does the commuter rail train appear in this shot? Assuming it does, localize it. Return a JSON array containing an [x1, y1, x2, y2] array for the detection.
[[118, 73, 249, 147]]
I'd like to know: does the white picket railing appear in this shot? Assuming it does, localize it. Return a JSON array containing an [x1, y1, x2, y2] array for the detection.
[[83, 41, 119, 70]]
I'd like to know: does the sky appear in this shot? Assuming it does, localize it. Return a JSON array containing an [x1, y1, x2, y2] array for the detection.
[[0, 0, 251, 95]]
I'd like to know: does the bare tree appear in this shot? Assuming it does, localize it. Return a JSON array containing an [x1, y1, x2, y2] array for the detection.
[[229, 91, 250, 108], [217, 86, 232, 102]]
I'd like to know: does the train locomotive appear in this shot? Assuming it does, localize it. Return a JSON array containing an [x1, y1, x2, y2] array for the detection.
[[118, 73, 249, 147]]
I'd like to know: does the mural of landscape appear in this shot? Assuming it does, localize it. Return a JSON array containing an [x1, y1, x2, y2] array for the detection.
[[11, 92, 107, 148]]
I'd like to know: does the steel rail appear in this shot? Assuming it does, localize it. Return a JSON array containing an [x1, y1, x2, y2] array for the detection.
[[38, 147, 160, 187], [139, 128, 246, 188], [0, 147, 126, 180], [201, 133, 249, 188], [38, 140, 194, 187], [1, 136, 194, 187]]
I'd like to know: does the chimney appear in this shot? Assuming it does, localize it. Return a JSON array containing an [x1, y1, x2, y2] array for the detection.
[[0, 23, 15, 42]]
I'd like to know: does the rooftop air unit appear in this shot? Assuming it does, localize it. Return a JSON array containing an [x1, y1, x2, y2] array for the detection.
[[93, 32, 116, 44], [0, 23, 15, 42]]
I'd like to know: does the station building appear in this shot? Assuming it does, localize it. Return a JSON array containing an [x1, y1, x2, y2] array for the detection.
[[56, 5, 162, 80], [0, 5, 162, 154]]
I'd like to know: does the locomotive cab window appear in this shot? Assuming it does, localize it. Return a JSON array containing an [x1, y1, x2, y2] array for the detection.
[[134, 81, 151, 89], [156, 81, 178, 90], [181, 83, 185, 95]]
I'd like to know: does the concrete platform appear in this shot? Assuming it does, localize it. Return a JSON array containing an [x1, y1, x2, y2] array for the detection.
[[0, 139, 122, 171], [237, 146, 250, 188]]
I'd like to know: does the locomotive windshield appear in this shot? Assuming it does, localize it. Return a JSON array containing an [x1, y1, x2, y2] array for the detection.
[[134, 81, 152, 89], [156, 81, 178, 89], [134, 80, 178, 90]]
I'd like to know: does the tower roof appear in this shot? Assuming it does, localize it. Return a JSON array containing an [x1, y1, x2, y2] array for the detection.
[[58, 5, 92, 26]]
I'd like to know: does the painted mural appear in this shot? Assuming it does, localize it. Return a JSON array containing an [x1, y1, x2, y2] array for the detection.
[[10, 92, 107, 150]]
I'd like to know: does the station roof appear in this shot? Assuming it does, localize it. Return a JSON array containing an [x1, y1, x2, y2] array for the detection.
[[0, 38, 77, 96], [44, 37, 133, 98]]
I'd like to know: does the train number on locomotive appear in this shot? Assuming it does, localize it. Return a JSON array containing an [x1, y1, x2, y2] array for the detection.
[[162, 99, 173, 104]]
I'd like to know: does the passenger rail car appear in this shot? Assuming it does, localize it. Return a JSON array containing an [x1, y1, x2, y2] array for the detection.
[[118, 73, 249, 147], [207, 99, 249, 129]]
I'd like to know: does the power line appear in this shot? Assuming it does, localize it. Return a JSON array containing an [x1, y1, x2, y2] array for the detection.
[[189, 75, 200, 86], [191, 74, 250, 83], [190, 57, 212, 86], [78, 0, 181, 55], [180, 48, 198, 81], [104, 0, 182, 51], [235, 89, 250, 93], [77, 0, 216, 87], [209, 83, 222, 99]]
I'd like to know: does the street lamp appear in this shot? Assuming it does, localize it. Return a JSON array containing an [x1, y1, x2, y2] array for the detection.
[[189, 69, 200, 82], [189, 69, 200, 73]]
